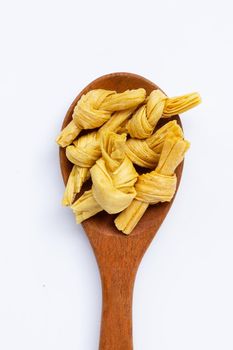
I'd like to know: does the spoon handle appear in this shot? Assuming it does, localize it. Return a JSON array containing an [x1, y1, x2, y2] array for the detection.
[[99, 261, 136, 350], [85, 230, 152, 350]]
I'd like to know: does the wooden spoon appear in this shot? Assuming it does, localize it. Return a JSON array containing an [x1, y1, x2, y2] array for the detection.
[[59, 72, 183, 350]]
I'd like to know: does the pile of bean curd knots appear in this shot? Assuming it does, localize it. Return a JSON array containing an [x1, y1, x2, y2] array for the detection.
[[56, 88, 201, 234]]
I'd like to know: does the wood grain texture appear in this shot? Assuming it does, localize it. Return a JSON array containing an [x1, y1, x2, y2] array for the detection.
[[59, 72, 184, 350]]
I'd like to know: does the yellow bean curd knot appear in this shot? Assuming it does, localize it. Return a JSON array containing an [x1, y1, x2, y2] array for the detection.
[[115, 134, 190, 234], [71, 132, 138, 222], [127, 90, 201, 139], [56, 88, 146, 147], [91, 132, 138, 214], [66, 131, 101, 168], [125, 120, 183, 169], [135, 172, 177, 204]]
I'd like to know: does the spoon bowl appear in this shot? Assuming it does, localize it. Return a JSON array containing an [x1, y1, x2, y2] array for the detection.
[[59, 72, 183, 350]]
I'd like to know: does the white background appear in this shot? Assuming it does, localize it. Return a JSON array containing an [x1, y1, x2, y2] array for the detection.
[[0, 0, 233, 349]]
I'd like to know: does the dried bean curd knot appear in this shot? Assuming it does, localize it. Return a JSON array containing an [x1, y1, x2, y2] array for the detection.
[[56, 89, 146, 147], [71, 132, 138, 223], [115, 134, 190, 234], [127, 90, 201, 139], [125, 120, 183, 169]]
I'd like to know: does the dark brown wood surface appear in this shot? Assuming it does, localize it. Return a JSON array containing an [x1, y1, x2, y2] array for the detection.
[[59, 72, 184, 350]]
